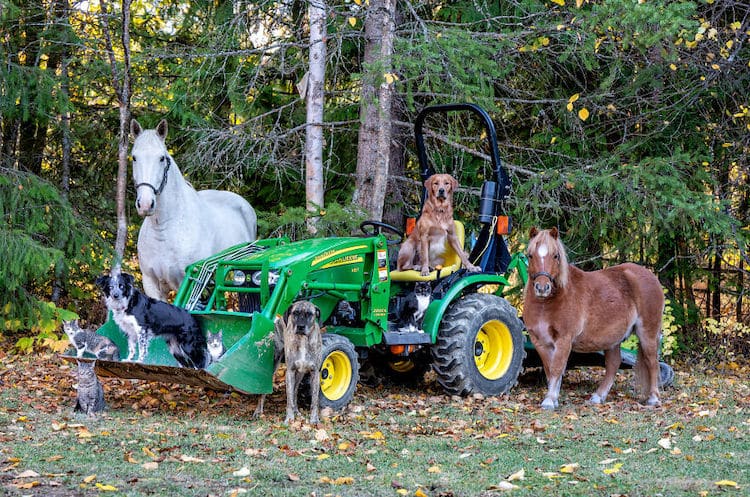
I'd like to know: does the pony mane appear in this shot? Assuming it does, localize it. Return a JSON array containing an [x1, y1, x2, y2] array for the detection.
[[529, 229, 570, 289]]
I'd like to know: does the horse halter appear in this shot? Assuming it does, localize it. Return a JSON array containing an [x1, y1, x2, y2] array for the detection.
[[530, 270, 556, 285], [134, 155, 171, 196]]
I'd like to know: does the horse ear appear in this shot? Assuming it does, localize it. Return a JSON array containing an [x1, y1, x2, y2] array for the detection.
[[550, 227, 559, 239], [156, 120, 168, 141], [529, 227, 539, 239], [130, 119, 142, 139]]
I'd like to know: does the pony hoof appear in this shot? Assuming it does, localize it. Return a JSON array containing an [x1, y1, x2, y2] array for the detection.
[[541, 399, 557, 410], [589, 394, 605, 405], [645, 396, 661, 407]]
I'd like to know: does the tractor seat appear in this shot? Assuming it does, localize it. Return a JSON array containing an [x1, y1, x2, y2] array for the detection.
[[391, 220, 469, 282]]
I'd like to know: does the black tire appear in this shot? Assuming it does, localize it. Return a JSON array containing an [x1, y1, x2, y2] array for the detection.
[[318, 334, 359, 411], [431, 293, 525, 396]]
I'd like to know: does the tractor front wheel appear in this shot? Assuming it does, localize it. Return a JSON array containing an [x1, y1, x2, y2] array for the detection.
[[431, 293, 525, 396], [318, 334, 359, 411]]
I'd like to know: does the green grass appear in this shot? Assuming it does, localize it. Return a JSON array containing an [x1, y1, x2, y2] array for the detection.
[[0, 353, 748, 497]]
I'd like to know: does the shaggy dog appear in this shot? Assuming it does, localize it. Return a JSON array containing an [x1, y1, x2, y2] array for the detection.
[[96, 268, 209, 369]]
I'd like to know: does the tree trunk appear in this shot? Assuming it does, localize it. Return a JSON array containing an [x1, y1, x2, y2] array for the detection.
[[100, 0, 132, 262], [352, 0, 396, 220], [305, 0, 326, 234]]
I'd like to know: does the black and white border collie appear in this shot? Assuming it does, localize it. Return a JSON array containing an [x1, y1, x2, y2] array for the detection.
[[95, 268, 209, 369]]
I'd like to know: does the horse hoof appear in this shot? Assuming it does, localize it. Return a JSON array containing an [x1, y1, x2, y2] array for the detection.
[[541, 399, 557, 410], [645, 396, 661, 407], [589, 394, 604, 405]]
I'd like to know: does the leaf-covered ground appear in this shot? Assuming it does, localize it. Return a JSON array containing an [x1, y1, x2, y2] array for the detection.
[[0, 343, 748, 497]]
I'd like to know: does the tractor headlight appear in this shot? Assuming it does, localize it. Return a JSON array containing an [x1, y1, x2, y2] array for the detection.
[[251, 270, 280, 287], [232, 270, 247, 286]]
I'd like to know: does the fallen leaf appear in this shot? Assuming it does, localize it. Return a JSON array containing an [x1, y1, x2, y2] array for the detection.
[[83, 474, 97, 483], [507, 469, 525, 481], [13, 481, 39, 489], [490, 481, 519, 491], [603, 463, 623, 475], [578, 108, 590, 121], [715, 480, 738, 488], [287, 473, 300, 482], [16, 470, 40, 478], [415, 488, 429, 497], [657, 438, 672, 450], [233, 467, 251, 477], [142, 462, 158, 470], [427, 465, 441, 473], [560, 463, 580, 474], [179, 454, 205, 463], [316, 453, 330, 461], [95, 483, 117, 491]]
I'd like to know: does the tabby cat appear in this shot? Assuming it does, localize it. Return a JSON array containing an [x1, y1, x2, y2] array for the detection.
[[74, 361, 106, 416], [64, 320, 120, 360]]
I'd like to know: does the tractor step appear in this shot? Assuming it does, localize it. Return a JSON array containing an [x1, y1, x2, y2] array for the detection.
[[382, 331, 432, 346]]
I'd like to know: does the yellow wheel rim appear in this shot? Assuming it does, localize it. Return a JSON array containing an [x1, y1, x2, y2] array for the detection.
[[389, 360, 415, 374], [320, 350, 352, 401], [473, 320, 513, 380]]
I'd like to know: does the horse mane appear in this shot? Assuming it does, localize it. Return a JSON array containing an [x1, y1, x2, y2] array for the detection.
[[529, 228, 570, 289]]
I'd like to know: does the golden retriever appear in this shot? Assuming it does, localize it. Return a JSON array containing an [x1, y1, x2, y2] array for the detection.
[[397, 174, 480, 276]]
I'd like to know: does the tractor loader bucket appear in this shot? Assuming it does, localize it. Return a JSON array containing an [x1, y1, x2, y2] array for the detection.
[[62, 311, 276, 395]]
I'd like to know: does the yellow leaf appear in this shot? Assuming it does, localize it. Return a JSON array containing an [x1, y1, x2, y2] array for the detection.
[[397, 490, 408, 496], [353, 0, 362, 4], [715, 480, 738, 488], [316, 453, 330, 461], [428, 465, 441, 473], [348, 17, 357, 27], [568, 93, 580, 104], [551, 0, 565, 5], [334, 476, 354, 485], [560, 463, 579, 473], [362, 430, 384, 440], [507, 468, 525, 481], [669, 64, 677, 71], [95, 483, 117, 491], [730, 21, 741, 30], [384, 73, 399, 84], [576, 0, 584, 7], [415, 489, 429, 497], [83, 475, 97, 483], [338, 441, 351, 451], [578, 108, 590, 121], [566, 102, 574, 112], [603, 463, 623, 475], [142, 447, 157, 458]]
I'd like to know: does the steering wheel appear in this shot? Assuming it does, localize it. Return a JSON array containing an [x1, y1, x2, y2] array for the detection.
[[360, 221, 405, 245]]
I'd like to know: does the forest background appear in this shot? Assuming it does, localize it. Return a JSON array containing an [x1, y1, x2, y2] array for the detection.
[[0, 0, 748, 361]]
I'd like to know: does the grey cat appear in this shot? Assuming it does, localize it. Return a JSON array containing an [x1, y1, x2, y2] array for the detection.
[[64, 320, 120, 360], [74, 361, 106, 416], [206, 330, 226, 364]]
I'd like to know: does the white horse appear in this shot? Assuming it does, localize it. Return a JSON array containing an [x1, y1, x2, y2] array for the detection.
[[131, 119, 257, 301]]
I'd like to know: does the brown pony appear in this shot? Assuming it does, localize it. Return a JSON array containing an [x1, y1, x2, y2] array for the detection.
[[523, 228, 664, 410]]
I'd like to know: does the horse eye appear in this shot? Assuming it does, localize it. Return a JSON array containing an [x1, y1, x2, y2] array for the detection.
[[554, 254, 560, 260]]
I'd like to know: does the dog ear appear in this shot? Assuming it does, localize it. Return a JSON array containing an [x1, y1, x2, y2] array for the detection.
[[424, 174, 435, 189], [450, 175, 458, 192], [315, 305, 321, 320], [95, 275, 109, 292], [122, 272, 135, 286]]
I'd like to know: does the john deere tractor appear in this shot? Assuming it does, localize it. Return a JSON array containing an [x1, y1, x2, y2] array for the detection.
[[82, 103, 529, 411]]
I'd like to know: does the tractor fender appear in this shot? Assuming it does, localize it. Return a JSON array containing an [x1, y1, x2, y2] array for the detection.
[[422, 273, 512, 341]]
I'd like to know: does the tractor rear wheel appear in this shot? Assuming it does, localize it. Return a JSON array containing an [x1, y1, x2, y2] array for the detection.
[[318, 334, 359, 411], [431, 293, 525, 396]]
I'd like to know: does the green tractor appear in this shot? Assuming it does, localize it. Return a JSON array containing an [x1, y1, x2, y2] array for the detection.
[[75, 103, 673, 412], [83, 103, 529, 411]]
